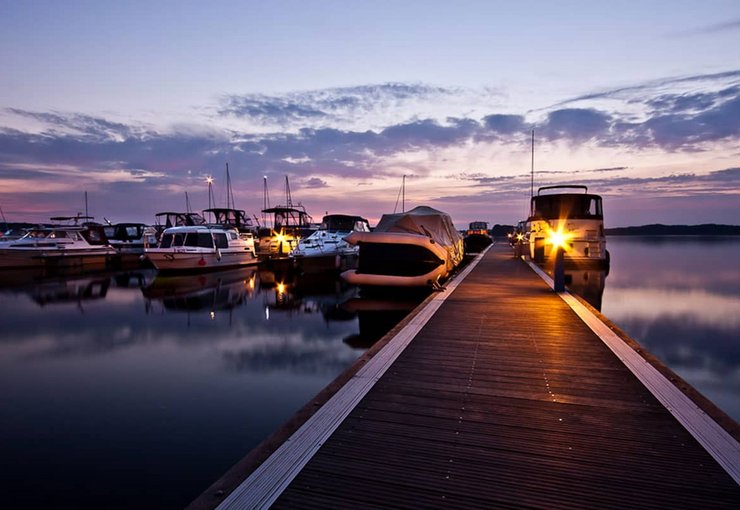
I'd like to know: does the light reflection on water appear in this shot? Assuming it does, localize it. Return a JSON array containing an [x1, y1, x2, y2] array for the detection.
[[600, 237, 740, 423], [0, 266, 423, 509]]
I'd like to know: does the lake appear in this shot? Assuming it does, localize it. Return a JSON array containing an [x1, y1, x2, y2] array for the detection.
[[1, 238, 738, 508], [0, 265, 423, 509]]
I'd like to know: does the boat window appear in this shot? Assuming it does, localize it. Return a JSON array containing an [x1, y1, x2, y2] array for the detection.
[[229, 232, 239, 240], [68, 232, 81, 241], [196, 233, 215, 248], [173, 233, 185, 246], [184, 233, 199, 247], [355, 221, 370, 232], [104, 227, 115, 237], [213, 233, 228, 248], [160, 234, 174, 248], [125, 226, 141, 238], [533, 195, 603, 220]]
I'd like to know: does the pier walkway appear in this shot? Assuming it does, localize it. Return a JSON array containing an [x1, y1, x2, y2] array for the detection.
[[214, 243, 739, 509]]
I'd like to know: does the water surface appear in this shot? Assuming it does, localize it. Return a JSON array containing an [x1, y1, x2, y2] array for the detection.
[[0, 266, 419, 509]]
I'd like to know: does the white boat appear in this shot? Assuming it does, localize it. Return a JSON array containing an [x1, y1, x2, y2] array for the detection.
[[290, 214, 371, 273], [341, 206, 464, 288], [0, 224, 116, 269], [144, 225, 258, 272], [526, 185, 608, 266]]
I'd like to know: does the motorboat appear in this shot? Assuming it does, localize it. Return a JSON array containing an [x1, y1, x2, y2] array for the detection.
[[526, 185, 608, 266], [0, 222, 116, 270], [144, 225, 258, 272], [256, 176, 316, 259], [463, 221, 492, 253], [103, 223, 158, 255], [341, 205, 464, 288], [290, 214, 371, 274]]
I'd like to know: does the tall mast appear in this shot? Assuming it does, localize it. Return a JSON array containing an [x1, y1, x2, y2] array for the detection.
[[530, 129, 535, 200], [226, 162, 235, 209], [402, 174, 406, 213], [185, 192, 191, 213], [262, 176, 270, 227], [84, 191, 89, 219], [285, 175, 293, 207]]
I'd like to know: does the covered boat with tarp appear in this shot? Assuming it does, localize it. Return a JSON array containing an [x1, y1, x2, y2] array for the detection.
[[341, 206, 464, 288]]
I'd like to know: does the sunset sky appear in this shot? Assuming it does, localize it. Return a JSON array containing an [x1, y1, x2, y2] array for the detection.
[[1, 0, 739, 228]]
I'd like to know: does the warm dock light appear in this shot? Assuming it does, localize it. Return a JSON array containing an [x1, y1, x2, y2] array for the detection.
[[548, 227, 572, 250], [206, 176, 214, 184], [277, 282, 286, 295], [516, 233, 524, 241]]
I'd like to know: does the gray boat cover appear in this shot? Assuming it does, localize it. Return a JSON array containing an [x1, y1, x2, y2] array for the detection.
[[374, 206, 464, 267]]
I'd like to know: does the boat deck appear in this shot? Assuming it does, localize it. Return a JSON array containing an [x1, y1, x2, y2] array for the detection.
[[208, 243, 740, 509]]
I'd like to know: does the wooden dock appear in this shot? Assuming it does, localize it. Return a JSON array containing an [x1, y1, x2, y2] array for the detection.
[[202, 243, 740, 509]]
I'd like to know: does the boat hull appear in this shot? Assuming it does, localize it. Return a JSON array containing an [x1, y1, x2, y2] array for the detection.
[[0, 248, 113, 269], [342, 231, 460, 287], [145, 249, 259, 272]]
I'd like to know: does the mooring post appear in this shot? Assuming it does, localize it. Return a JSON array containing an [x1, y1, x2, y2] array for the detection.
[[553, 246, 565, 292]]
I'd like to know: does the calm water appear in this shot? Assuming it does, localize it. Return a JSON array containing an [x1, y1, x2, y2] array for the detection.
[[0, 266, 420, 509], [2, 239, 738, 508], [600, 237, 740, 423]]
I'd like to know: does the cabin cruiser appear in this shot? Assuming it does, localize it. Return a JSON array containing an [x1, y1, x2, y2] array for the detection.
[[257, 205, 315, 259], [463, 221, 493, 253], [290, 214, 371, 274], [144, 225, 258, 272], [341, 206, 464, 288], [526, 185, 608, 266], [0, 223, 116, 269]]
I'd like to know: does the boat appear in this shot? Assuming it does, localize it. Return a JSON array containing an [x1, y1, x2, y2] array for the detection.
[[290, 214, 371, 274], [256, 176, 316, 259], [143, 225, 259, 272], [526, 185, 608, 266], [0, 219, 116, 270], [103, 222, 158, 255], [463, 221, 493, 253], [341, 205, 464, 288]]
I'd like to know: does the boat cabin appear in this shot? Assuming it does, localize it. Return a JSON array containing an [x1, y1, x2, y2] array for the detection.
[[529, 185, 603, 221], [320, 214, 370, 233]]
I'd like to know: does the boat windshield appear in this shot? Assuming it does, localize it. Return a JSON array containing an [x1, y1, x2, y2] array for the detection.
[[531, 194, 602, 220]]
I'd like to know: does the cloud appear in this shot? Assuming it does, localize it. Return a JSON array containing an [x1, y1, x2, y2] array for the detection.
[[540, 108, 612, 141], [669, 19, 740, 37], [218, 82, 458, 126]]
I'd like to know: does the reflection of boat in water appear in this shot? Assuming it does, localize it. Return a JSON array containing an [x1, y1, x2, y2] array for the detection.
[[464, 221, 493, 253], [341, 296, 425, 349], [541, 263, 607, 310], [290, 214, 371, 274], [0, 221, 116, 270], [143, 267, 257, 312], [527, 185, 608, 266], [29, 276, 111, 307], [342, 206, 464, 288], [144, 225, 258, 272]]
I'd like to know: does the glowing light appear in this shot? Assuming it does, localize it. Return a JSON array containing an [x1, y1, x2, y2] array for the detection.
[[276, 233, 285, 243], [206, 176, 214, 184], [516, 233, 524, 241], [277, 282, 286, 295], [547, 226, 573, 249], [209, 311, 215, 320]]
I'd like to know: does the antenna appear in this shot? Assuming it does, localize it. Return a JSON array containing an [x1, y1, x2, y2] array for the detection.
[[262, 176, 270, 227], [530, 129, 535, 200], [284, 175, 293, 207], [185, 192, 192, 213], [85, 191, 89, 218]]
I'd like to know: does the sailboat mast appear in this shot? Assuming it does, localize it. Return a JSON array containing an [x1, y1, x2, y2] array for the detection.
[[84, 191, 89, 219], [402, 174, 406, 213], [530, 129, 535, 201], [226, 163, 234, 209], [185, 192, 191, 213], [285, 175, 292, 207]]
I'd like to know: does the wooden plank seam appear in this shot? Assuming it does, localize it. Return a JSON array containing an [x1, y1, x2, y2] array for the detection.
[[216, 246, 494, 509], [525, 258, 740, 484]]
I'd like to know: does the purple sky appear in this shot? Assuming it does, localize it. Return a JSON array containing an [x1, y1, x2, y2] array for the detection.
[[1, 1, 739, 228]]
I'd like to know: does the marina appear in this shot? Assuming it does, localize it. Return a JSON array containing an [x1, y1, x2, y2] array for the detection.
[[1, 227, 739, 508]]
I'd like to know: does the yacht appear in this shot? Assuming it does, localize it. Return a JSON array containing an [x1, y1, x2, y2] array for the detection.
[[103, 223, 158, 255], [0, 222, 116, 269], [290, 214, 371, 274], [526, 185, 608, 266], [144, 225, 258, 272], [463, 221, 493, 253], [257, 205, 315, 258], [341, 206, 464, 288]]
